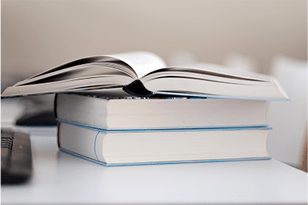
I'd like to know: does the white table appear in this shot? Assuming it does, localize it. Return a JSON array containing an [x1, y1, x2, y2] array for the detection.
[[1, 129, 307, 204], [1, 99, 307, 204]]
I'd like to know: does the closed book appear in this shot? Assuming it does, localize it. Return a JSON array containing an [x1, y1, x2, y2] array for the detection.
[[55, 93, 268, 130], [57, 122, 271, 166]]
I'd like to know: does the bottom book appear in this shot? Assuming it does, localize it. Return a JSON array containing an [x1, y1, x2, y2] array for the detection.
[[57, 122, 271, 166]]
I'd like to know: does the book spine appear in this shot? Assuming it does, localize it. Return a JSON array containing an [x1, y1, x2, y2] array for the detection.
[[58, 122, 103, 161], [123, 79, 153, 97]]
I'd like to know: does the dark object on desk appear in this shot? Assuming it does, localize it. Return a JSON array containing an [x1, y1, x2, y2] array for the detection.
[[1, 129, 33, 184], [16, 111, 57, 126]]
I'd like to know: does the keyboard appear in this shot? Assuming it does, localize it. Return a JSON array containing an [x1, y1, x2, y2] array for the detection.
[[1, 128, 33, 184]]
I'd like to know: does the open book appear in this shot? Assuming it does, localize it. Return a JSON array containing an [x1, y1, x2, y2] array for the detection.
[[2, 51, 288, 100]]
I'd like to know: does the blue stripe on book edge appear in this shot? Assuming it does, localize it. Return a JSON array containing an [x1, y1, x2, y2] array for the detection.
[[153, 91, 290, 101], [57, 119, 271, 133], [59, 148, 271, 167]]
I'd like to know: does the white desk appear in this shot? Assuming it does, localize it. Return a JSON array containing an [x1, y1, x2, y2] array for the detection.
[[1, 130, 307, 204], [1, 99, 308, 204]]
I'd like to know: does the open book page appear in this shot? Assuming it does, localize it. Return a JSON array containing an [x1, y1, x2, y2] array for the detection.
[[107, 51, 166, 78], [143, 77, 287, 100], [15, 57, 108, 86], [2, 75, 133, 97], [1, 51, 167, 98], [172, 62, 274, 82], [142, 67, 271, 85], [140, 64, 289, 100], [15, 51, 166, 86], [15, 63, 135, 86]]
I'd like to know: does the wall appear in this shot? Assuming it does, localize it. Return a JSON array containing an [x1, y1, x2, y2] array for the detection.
[[2, 0, 307, 80]]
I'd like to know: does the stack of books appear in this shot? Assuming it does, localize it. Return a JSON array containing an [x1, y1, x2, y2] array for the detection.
[[2, 51, 289, 166]]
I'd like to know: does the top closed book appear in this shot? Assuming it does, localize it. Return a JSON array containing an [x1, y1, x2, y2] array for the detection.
[[2, 51, 288, 100]]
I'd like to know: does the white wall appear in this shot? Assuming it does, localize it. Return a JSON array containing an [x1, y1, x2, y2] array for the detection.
[[2, 0, 307, 80], [267, 56, 307, 168]]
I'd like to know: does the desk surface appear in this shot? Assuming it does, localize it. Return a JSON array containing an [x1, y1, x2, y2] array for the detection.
[[1, 128, 307, 204], [1, 99, 308, 204]]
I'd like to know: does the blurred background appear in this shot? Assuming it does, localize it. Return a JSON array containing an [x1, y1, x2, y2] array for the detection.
[[1, 0, 307, 170]]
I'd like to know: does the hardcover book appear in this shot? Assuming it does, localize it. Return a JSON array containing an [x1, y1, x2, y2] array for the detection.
[[55, 93, 268, 130], [57, 122, 271, 166]]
